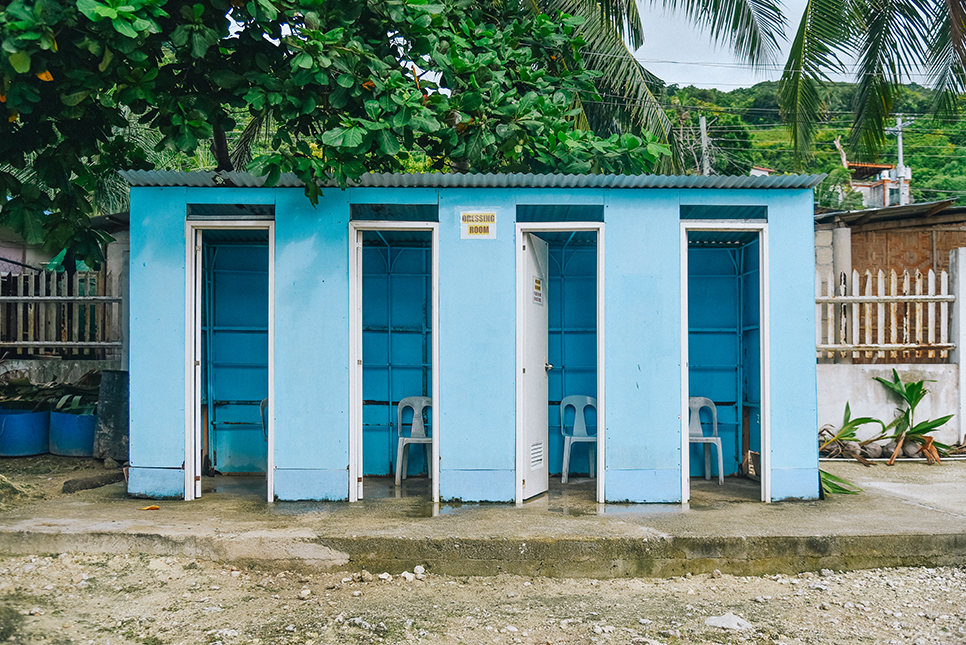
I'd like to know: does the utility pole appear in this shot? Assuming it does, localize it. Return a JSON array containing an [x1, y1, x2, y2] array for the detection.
[[886, 114, 913, 205], [699, 115, 710, 176]]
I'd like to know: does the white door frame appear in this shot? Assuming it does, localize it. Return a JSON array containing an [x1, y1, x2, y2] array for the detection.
[[349, 221, 440, 503], [680, 220, 770, 503], [185, 220, 276, 503], [515, 222, 605, 505]]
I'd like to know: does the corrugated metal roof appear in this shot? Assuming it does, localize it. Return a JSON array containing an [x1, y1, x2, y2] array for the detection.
[[120, 170, 825, 190]]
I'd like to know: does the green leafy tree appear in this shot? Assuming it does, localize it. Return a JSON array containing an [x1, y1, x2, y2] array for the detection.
[[0, 0, 670, 266]]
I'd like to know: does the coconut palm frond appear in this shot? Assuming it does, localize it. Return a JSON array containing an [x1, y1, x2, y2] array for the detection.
[[521, 0, 678, 169], [535, 0, 645, 49], [847, 0, 930, 158], [652, 0, 785, 67], [926, 0, 966, 116], [778, 0, 851, 167], [230, 112, 272, 172]]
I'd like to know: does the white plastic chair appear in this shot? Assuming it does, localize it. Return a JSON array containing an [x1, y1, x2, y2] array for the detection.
[[688, 396, 724, 485], [560, 395, 597, 484], [395, 396, 432, 486]]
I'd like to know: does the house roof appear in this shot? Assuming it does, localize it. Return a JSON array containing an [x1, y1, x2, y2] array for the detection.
[[847, 162, 894, 181], [119, 170, 825, 190], [815, 199, 966, 232]]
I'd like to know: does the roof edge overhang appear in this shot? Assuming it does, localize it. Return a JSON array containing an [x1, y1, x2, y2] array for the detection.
[[119, 170, 826, 191]]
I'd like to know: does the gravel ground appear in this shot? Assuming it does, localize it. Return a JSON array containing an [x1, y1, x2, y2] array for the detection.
[[1, 553, 965, 645]]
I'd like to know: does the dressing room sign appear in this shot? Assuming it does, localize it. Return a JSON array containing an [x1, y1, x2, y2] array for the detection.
[[459, 210, 497, 239]]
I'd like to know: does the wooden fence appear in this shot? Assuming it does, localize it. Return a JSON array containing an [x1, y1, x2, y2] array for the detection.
[[0, 270, 123, 360], [816, 269, 955, 362]]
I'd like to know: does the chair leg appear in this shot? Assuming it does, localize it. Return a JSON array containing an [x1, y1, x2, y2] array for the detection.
[[426, 443, 432, 480], [401, 442, 410, 483], [561, 438, 572, 484], [395, 440, 405, 487], [588, 443, 596, 479], [704, 444, 712, 481], [715, 439, 724, 486]]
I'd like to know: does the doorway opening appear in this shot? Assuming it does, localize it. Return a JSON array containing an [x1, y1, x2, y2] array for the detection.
[[516, 218, 604, 505], [683, 223, 768, 503], [187, 218, 273, 502], [349, 218, 439, 503]]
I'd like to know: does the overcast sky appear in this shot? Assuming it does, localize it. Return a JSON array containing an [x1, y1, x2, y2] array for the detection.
[[631, 0, 855, 90]]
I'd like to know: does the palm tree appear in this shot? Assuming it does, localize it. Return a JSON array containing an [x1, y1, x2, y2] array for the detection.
[[779, 0, 966, 165], [537, 0, 785, 171]]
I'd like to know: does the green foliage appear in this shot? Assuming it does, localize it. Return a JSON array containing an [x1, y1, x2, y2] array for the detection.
[[818, 402, 877, 453], [820, 469, 863, 495], [873, 369, 953, 462], [0, 0, 670, 260]]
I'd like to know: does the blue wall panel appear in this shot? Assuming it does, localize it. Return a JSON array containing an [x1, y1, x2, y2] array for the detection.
[[272, 189, 350, 499], [603, 190, 682, 503], [129, 187, 188, 475], [437, 192, 517, 501], [766, 191, 819, 499]]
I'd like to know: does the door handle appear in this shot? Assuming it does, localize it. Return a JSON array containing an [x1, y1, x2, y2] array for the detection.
[[545, 363, 554, 372]]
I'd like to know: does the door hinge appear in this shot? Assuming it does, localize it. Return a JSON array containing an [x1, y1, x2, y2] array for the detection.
[[357, 359, 362, 365], [357, 477, 363, 483], [195, 360, 200, 366], [195, 245, 202, 252], [195, 476, 201, 482], [522, 367, 525, 373]]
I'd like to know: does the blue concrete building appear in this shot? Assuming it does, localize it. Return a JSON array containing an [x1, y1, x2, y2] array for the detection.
[[121, 171, 822, 504]]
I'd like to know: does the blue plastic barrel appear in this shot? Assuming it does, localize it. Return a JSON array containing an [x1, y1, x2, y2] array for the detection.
[[49, 412, 97, 457], [0, 410, 50, 456]]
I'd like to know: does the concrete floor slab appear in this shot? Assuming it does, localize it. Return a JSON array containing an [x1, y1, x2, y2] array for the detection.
[[1, 461, 965, 578]]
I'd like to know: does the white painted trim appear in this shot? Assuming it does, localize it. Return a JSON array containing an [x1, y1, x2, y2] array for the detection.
[[759, 225, 771, 502], [680, 221, 770, 503], [184, 224, 197, 501], [679, 222, 690, 504], [185, 220, 275, 502], [514, 222, 605, 505], [348, 221, 440, 503]]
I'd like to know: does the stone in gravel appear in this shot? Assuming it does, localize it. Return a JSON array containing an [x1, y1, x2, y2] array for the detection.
[[705, 613, 753, 630], [711, 569, 722, 578], [414, 565, 425, 575], [361, 570, 374, 582], [400, 571, 415, 582], [378, 572, 392, 582], [352, 591, 361, 597], [104, 457, 120, 470], [299, 588, 311, 599], [818, 602, 831, 610], [820, 569, 834, 577]]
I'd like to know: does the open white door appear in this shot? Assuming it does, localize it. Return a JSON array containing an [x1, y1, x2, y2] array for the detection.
[[519, 232, 550, 500]]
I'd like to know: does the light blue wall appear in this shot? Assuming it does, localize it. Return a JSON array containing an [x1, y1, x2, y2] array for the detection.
[[272, 189, 352, 499], [765, 190, 819, 500], [128, 187, 189, 497], [437, 190, 518, 501], [127, 182, 818, 503], [603, 190, 683, 503]]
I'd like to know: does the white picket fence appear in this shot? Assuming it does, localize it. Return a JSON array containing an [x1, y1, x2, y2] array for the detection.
[[816, 269, 955, 361], [0, 270, 123, 359]]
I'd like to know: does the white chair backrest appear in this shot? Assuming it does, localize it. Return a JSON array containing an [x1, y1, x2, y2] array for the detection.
[[688, 396, 718, 438], [560, 395, 597, 438], [398, 396, 432, 438]]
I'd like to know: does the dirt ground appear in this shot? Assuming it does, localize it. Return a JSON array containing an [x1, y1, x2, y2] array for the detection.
[[0, 454, 107, 511], [1, 553, 965, 644], [2, 457, 966, 644]]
